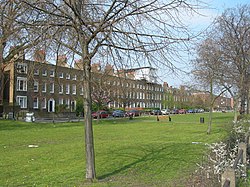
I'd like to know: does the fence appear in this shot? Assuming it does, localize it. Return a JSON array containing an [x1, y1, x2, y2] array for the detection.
[[221, 135, 249, 187]]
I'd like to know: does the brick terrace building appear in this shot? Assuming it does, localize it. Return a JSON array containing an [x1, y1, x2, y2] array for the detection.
[[2, 52, 163, 118]]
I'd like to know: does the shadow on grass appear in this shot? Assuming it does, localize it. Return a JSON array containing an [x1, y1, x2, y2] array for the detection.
[[98, 143, 186, 181]]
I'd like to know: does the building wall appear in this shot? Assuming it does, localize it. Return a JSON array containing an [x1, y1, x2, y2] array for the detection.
[[5, 59, 163, 117]]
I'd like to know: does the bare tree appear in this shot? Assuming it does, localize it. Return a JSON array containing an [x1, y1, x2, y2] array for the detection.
[[193, 38, 229, 134], [23, 0, 205, 180], [0, 0, 48, 115], [192, 4, 250, 125], [215, 5, 250, 115], [0, 0, 27, 106]]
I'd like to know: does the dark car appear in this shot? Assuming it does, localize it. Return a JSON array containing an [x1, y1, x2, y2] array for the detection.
[[92, 110, 109, 119], [171, 109, 179, 114], [112, 110, 125, 117], [126, 110, 140, 117], [150, 110, 162, 115]]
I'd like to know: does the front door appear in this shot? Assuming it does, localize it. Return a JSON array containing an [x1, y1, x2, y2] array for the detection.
[[48, 98, 55, 112]]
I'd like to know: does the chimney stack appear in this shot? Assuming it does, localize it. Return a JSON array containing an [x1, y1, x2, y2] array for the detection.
[[34, 49, 45, 62], [74, 59, 83, 70], [57, 55, 69, 67]]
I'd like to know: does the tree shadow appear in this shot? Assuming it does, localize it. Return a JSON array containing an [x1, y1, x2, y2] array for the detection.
[[98, 143, 177, 180]]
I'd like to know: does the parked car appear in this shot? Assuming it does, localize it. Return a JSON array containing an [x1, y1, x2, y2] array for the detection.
[[92, 110, 109, 119], [187, 109, 194, 113], [151, 110, 162, 115], [171, 109, 179, 114], [198, 108, 205, 113], [126, 110, 140, 117], [161, 109, 170, 115], [112, 110, 125, 117], [178, 109, 186, 114]]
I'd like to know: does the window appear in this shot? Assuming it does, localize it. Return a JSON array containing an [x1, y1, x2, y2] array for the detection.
[[33, 97, 38, 109], [80, 86, 84, 95], [66, 99, 70, 109], [71, 100, 76, 111], [41, 98, 46, 109], [65, 84, 70, 94], [42, 69, 47, 76], [72, 74, 77, 80], [49, 82, 54, 93], [16, 96, 27, 108], [16, 63, 27, 74], [59, 84, 63, 94], [34, 81, 39, 92], [42, 82, 47, 92], [17, 77, 27, 91], [59, 72, 63, 78], [49, 69, 55, 77], [72, 84, 76, 95], [66, 73, 70, 79], [59, 98, 64, 105], [34, 69, 39, 75]]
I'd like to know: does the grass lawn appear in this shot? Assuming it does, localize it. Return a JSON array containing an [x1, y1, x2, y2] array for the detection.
[[0, 112, 234, 186]]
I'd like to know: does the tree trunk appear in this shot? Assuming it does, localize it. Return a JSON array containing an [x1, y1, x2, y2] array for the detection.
[[83, 60, 96, 180], [246, 88, 249, 114], [0, 41, 4, 106], [207, 78, 213, 134], [207, 105, 212, 134], [233, 97, 238, 122]]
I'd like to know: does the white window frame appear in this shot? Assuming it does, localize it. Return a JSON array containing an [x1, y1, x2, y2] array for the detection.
[[49, 69, 55, 77], [65, 84, 70, 94], [16, 96, 27, 109], [72, 84, 76, 95], [42, 82, 47, 93], [17, 77, 27, 91], [49, 82, 54, 93], [59, 98, 64, 105], [34, 68, 39, 75], [59, 72, 63, 78], [66, 73, 70, 80], [42, 69, 47, 76], [16, 63, 27, 74], [34, 81, 39, 92], [41, 97, 46, 109], [66, 99, 70, 109], [33, 97, 39, 109], [71, 100, 76, 111], [72, 74, 77, 80], [80, 86, 84, 95], [59, 84, 63, 94]]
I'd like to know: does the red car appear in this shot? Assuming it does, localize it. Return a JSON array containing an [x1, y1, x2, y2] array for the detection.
[[91, 110, 109, 119], [178, 109, 186, 114]]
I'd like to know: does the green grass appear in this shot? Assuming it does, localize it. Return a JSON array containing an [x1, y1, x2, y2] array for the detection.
[[0, 112, 234, 186]]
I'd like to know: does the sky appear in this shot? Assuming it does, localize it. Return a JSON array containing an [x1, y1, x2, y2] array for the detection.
[[163, 0, 250, 88]]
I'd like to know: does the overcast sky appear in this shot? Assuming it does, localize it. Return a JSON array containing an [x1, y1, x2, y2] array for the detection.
[[162, 0, 250, 88]]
